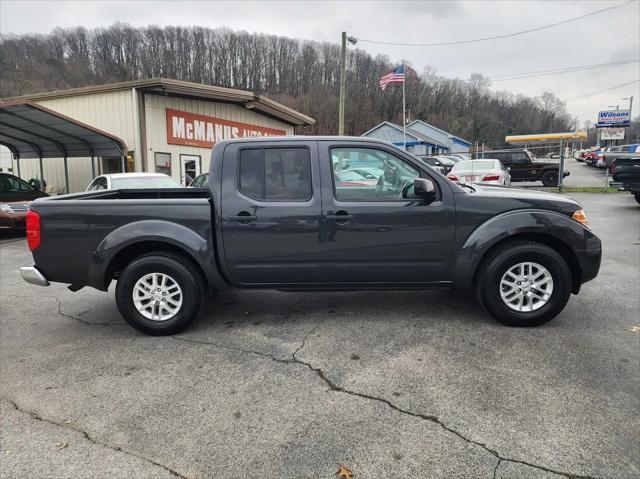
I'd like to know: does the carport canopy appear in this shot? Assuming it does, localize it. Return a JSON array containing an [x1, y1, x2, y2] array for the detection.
[[0, 100, 127, 193], [505, 131, 587, 145]]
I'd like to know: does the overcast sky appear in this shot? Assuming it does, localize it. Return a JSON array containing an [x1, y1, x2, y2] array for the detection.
[[1, 0, 639, 126]]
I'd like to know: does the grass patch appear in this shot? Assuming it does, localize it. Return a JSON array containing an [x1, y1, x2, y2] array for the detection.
[[558, 187, 620, 193]]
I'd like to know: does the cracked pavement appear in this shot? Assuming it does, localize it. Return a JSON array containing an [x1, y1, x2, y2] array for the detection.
[[1, 193, 639, 478]]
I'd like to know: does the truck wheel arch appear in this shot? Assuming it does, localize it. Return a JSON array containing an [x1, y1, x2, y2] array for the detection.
[[450, 210, 592, 293], [88, 220, 228, 292]]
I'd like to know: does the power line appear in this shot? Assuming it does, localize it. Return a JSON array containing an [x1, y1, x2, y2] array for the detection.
[[564, 79, 640, 102], [488, 59, 640, 82], [355, 0, 636, 47]]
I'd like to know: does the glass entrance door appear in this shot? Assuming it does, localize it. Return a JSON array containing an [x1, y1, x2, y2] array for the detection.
[[180, 155, 201, 186]]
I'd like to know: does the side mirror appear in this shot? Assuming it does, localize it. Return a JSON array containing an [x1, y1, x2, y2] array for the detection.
[[414, 178, 436, 197], [507, 167, 511, 172]]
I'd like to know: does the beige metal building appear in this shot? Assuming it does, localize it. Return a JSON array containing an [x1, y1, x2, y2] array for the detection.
[[2, 79, 314, 192]]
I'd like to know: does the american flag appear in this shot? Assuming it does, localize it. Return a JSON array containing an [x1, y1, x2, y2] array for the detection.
[[379, 65, 405, 91]]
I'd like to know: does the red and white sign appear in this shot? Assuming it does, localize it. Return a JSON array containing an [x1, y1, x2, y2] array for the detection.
[[166, 108, 287, 148], [600, 128, 625, 141]]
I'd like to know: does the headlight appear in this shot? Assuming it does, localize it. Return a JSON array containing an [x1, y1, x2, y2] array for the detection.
[[0, 204, 14, 214], [572, 209, 589, 227]]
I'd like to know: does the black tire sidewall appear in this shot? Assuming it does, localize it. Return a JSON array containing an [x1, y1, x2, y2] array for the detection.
[[541, 171, 558, 187], [481, 245, 571, 327], [115, 255, 202, 335]]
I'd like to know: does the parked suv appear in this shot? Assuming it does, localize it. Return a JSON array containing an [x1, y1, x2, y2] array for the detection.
[[472, 149, 569, 186]]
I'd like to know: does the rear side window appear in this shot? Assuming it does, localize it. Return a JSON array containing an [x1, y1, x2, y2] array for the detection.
[[239, 148, 312, 201]]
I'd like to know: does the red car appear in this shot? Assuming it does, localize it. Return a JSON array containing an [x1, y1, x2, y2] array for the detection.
[[0, 173, 48, 229]]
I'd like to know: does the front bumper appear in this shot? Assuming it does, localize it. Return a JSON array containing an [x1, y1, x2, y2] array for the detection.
[[20, 266, 50, 287], [575, 246, 602, 287]]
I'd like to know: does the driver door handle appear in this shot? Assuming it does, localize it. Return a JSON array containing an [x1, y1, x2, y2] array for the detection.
[[326, 211, 354, 223]]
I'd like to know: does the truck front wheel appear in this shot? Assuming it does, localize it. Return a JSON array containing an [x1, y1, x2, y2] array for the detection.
[[540, 170, 558, 187], [115, 254, 204, 335], [475, 242, 572, 327]]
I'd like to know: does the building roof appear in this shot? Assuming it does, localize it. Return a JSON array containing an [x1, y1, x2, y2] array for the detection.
[[4, 78, 315, 127], [0, 100, 127, 159], [406, 119, 471, 146], [361, 121, 447, 148]]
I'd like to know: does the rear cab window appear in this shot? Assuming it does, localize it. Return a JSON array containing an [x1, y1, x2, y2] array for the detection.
[[238, 147, 312, 201]]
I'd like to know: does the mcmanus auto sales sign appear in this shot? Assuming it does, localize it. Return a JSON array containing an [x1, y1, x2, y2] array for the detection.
[[166, 109, 286, 148], [596, 109, 631, 127]]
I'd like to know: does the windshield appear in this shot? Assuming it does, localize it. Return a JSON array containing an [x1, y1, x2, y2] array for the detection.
[[451, 160, 498, 172], [111, 176, 181, 189], [0, 174, 35, 192]]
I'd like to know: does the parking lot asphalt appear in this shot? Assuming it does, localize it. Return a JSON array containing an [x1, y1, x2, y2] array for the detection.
[[1, 193, 639, 479]]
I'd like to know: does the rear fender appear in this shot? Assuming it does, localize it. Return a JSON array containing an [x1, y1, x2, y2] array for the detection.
[[450, 209, 600, 290], [88, 220, 228, 291]]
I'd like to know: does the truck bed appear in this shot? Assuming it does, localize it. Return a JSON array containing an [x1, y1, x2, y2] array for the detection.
[[40, 188, 211, 202], [30, 188, 214, 288]]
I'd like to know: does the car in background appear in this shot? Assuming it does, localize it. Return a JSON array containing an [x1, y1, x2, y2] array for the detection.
[[189, 173, 209, 187], [334, 169, 379, 187], [346, 167, 385, 180], [86, 173, 182, 191], [0, 173, 49, 229], [421, 156, 457, 174], [447, 159, 511, 186], [472, 148, 568, 186]]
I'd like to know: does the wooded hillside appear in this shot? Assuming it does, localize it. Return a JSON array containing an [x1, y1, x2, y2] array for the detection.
[[0, 23, 575, 147]]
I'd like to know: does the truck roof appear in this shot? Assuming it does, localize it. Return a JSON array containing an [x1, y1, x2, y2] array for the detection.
[[216, 136, 393, 146]]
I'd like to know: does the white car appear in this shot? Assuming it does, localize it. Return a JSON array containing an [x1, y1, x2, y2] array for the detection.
[[447, 159, 511, 186], [86, 173, 182, 191]]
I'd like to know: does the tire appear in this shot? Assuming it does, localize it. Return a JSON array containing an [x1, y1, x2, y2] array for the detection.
[[540, 170, 558, 187], [475, 241, 572, 327], [115, 253, 205, 335]]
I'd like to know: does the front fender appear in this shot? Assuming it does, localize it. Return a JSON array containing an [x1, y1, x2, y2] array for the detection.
[[88, 220, 227, 291], [450, 209, 600, 290]]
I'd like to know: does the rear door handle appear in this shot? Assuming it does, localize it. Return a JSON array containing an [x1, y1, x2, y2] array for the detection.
[[227, 212, 257, 223]]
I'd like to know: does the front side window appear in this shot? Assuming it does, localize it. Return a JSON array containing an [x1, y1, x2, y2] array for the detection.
[[155, 152, 171, 176], [331, 147, 420, 201], [239, 148, 312, 201], [512, 152, 530, 164]]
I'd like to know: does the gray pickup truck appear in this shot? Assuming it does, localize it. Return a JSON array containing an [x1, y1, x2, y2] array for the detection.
[[21, 137, 601, 335]]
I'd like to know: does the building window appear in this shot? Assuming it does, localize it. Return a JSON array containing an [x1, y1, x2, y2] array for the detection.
[[239, 148, 311, 201], [155, 152, 171, 176]]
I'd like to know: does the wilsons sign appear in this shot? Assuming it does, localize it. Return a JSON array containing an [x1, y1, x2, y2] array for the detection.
[[166, 108, 287, 148], [596, 109, 631, 128]]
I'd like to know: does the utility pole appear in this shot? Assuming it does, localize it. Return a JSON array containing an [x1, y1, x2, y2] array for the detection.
[[338, 32, 357, 136], [338, 32, 346, 136]]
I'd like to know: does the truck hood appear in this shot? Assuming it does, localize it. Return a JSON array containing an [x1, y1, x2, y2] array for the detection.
[[468, 184, 581, 215]]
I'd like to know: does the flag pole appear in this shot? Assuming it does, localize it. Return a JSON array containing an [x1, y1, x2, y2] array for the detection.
[[402, 65, 406, 150]]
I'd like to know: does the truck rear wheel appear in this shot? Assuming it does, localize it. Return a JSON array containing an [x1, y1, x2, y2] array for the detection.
[[115, 253, 204, 335], [475, 241, 572, 327], [540, 170, 558, 187]]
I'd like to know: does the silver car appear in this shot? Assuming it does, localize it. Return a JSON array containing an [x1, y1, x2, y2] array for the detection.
[[447, 159, 511, 186], [86, 173, 182, 191]]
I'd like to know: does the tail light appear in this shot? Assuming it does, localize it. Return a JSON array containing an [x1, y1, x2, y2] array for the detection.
[[611, 161, 616, 174], [482, 174, 500, 181], [447, 175, 459, 182], [26, 210, 40, 251]]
